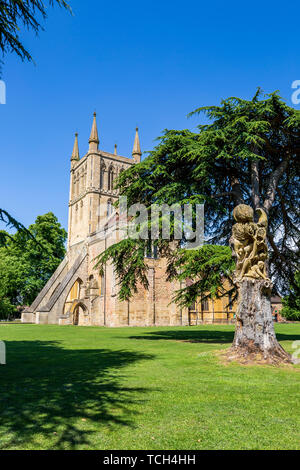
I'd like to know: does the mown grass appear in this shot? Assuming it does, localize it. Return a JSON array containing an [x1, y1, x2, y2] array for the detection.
[[0, 323, 299, 450]]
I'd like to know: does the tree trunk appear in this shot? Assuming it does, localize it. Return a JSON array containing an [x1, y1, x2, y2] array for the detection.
[[228, 278, 291, 365]]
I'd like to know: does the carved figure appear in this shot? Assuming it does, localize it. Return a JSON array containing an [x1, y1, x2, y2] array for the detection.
[[230, 204, 270, 282]]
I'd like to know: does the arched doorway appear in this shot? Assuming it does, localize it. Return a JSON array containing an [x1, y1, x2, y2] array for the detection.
[[64, 278, 89, 325], [71, 301, 88, 326], [64, 278, 83, 314]]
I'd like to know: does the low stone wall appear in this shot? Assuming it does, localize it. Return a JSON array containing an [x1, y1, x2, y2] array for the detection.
[[21, 311, 35, 324]]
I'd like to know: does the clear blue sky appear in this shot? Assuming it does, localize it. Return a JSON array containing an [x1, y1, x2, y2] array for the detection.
[[0, 0, 299, 231]]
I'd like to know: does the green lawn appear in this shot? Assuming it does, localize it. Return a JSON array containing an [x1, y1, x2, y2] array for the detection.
[[0, 324, 299, 450]]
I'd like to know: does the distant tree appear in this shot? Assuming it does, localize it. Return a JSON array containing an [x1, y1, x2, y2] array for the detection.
[[0, 0, 71, 72], [281, 272, 300, 321], [0, 209, 31, 247], [0, 295, 15, 320], [0, 213, 67, 318]]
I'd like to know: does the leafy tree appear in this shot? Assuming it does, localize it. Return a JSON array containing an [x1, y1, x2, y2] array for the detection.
[[281, 272, 300, 321], [0, 213, 67, 318], [96, 90, 299, 307], [95, 90, 299, 363], [0, 0, 71, 71], [0, 295, 15, 320], [0, 209, 30, 246]]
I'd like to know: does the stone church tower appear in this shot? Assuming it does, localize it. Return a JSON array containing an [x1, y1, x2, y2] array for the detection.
[[22, 113, 188, 327]]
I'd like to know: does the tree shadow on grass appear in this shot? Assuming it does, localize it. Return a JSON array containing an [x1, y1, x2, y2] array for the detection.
[[129, 329, 235, 344], [275, 332, 300, 342], [0, 341, 154, 450], [129, 328, 300, 345]]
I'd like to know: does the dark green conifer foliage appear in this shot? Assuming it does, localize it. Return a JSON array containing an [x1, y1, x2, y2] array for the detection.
[[96, 90, 300, 306]]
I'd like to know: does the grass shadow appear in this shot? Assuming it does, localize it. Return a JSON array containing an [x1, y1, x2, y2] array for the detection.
[[129, 329, 235, 344], [275, 333, 300, 342], [0, 341, 154, 450], [129, 328, 300, 345]]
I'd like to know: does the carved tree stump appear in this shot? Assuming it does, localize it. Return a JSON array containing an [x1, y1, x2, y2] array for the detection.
[[228, 279, 291, 364]]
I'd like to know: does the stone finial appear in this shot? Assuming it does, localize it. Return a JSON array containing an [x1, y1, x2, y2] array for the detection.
[[71, 133, 80, 162], [89, 112, 99, 152], [132, 127, 142, 163], [114, 144, 118, 155]]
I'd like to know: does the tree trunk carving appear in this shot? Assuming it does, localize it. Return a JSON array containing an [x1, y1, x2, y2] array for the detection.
[[229, 204, 291, 364]]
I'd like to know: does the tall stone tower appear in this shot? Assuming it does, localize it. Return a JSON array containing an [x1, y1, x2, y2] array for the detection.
[[21, 113, 186, 327], [67, 113, 141, 250]]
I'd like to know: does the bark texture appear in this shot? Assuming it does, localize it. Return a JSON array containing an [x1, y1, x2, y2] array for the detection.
[[228, 279, 291, 365]]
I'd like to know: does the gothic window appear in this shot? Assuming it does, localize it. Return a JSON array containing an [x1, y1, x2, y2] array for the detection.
[[100, 166, 105, 189], [201, 299, 209, 311], [84, 167, 87, 189], [108, 166, 114, 191], [74, 175, 77, 196], [107, 199, 113, 217], [76, 174, 80, 195], [111, 268, 116, 295], [68, 278, 83, 302], [99, 275, 105, 296], [81, 169, 84, 192]]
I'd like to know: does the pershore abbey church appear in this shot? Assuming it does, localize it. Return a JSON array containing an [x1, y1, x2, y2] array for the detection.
[[22, 114, 235, 326]]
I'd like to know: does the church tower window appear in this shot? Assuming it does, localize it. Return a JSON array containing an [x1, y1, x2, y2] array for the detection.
[[108, 167, 114, 191], [107, 200, 113, 217], [100, 168, 105, 189]]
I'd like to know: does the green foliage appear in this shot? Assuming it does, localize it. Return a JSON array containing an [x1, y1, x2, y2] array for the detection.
[[96, 238, 149, 301], [0, 212, 67, 318], [0, 0, 71, 73], [167, 246, 235, 307], [96, 90, 299, 305], [0, 209, 31, 247], [0, 295, 16, 320], [281, 272, 300, 321]]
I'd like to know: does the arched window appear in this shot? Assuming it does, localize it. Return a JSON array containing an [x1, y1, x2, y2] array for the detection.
[[111, 268, 116, 295], [75, 174, 79, 196], [100, 167, 105, 189], [108, 167, 114, 191], [107, 200, 113, 217], [67, 278, 83, 302], [99, 275, 105, 296]]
